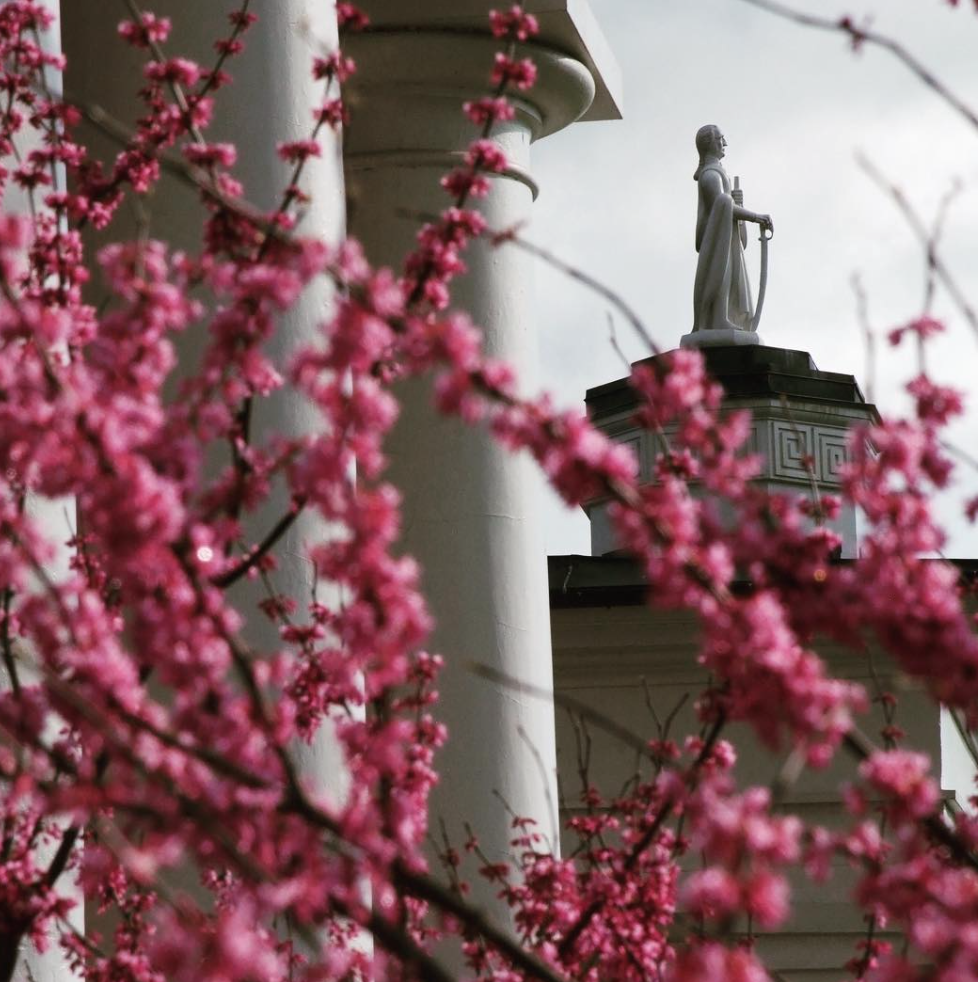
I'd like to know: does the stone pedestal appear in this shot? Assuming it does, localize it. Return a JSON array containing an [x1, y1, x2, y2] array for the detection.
[[342, 2, 620, 905], [585, 345, 880, 559], [680, 328, 763, 348]]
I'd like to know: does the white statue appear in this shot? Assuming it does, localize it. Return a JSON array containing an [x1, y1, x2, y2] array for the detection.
[[688, 124, 773, 344]]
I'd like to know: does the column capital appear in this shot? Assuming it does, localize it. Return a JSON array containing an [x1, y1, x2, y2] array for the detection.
[[343, 31, 596, 151], [348, 0, 622, 123]]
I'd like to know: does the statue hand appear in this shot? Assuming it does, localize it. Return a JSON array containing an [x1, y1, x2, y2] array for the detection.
[[759, 214, 773, 234]]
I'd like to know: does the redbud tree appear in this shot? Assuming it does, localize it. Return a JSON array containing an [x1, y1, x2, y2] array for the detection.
[[1, 3, 978, 982]]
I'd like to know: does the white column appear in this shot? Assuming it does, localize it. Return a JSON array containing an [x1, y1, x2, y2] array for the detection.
[[59, 0, 347, 959], [343, 15, 617, 908], [3, 4, 87, 980]]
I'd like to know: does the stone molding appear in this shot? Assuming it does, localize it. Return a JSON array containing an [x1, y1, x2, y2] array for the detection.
[[348, 0, 622, 123], [342, 31, 597, 149], [345, 148, 541, 199]]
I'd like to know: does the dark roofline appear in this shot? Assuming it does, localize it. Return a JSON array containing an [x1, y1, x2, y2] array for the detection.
[[549, 554, 647, 608], [549, 554, 978, 609]]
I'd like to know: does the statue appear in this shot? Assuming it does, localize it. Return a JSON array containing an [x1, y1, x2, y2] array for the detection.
[[684, 124, 773, 348]]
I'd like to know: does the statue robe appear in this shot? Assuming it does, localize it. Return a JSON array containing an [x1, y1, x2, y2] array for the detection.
[[692, 163, 754, 332]]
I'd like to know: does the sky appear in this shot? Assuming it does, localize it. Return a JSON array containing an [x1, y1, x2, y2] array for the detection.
[[527, 0, 978, 558]]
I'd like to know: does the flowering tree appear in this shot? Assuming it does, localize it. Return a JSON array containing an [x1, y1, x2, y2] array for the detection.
[[1, 3, 978, 982]]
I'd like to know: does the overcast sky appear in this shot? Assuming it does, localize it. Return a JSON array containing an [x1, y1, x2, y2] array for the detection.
[[527, 0, 978, 557]]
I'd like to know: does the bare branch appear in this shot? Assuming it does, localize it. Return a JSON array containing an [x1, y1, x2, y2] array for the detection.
[[737, 0, 978, 134], [472, 663, 657, 760], [395, 205, 660, 358], [850, 272, 876, 404], [923, 178, 963, 316], [120, 0, 208, 146], [491, 227, 660, 356], [212, 498, 307, 589], [856, 153, 978, 343], [76, 101, 298, 249]]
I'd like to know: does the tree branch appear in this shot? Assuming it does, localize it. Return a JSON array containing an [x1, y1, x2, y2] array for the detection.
[[736, 0, 978, 134], [212, 498, 306, 589], [843, 727, 978, 874], [856, 153, 978, 343]]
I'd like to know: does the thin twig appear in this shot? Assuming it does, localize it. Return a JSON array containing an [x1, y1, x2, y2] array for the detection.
[[737, 0, 978, 133], [517, 724, 559, 852], [851, 273, 875, 404], [193, 0, 254, 105], [495, 225, 659, 356], [948, 707, 978, 772], [0, 582, 20, 697], [77, 101, 297, 248], [212, 498, 307, 588], [392, 862, 574, 982], [121, 0, 207, 146], [923, 178, 962, 316], [778, 393, 824, 523], [473, 663, 657, 760], [556, 710, 728, 959], [940, 438, 978, 474], [857, 153, 978, 343]]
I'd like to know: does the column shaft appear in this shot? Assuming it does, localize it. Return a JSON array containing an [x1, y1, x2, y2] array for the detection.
[[343, 30, 596, 902], [58, 0, 347, 959]]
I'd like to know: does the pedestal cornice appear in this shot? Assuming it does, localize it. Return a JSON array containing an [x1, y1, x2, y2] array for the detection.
[[583, 346, 881, 559], [586, 345, 880, 424]]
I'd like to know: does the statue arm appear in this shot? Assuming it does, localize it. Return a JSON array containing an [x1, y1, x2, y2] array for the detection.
[[703, 170, 773, 234], [732, 202, 773, 232]]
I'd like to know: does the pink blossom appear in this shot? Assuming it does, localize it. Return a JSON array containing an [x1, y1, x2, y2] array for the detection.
[[489, 6, 541, 41], [276, 139, 321, 163], [1, 6, 977, 981], [859, 749, 940, 818], [183, 142, 238, 168], [336, 3, 370, 31], [888, 314, 945, 346], [669, 943, 769, 982], [117, 12, 171, 47], [144, 56, 203, 87], [313, 52, 356, 83], [463, 96, 517, 126], [465, 138, 509, 173], [492, 53, 538, 90]]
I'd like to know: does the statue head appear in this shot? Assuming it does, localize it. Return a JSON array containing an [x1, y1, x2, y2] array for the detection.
[[693, 124, 725, 179]]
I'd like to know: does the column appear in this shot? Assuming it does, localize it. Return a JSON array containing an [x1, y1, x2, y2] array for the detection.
[[2, 5, 88, 980], [57, 0, 347, 967], [342, 3, 621, 910]]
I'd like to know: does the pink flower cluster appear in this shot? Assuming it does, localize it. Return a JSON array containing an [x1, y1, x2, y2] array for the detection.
[[1, 5, 978, 982]]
